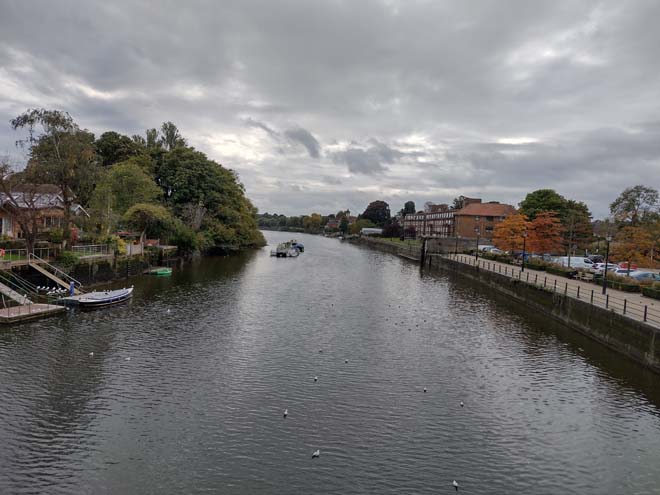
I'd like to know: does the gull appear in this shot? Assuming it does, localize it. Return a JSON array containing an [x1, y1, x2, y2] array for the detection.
[[423, 387, 427, 393], [453, 480, 459, 491], [460, 401, 464, 408], [166, 309, 171, 314], [345, 359, 348, 363], [89, 352, 94, 356], [312, 449, 320, 458], [314, 376, 318, 382], [125, 357, 131, 361], [283, 408, 288, 418]]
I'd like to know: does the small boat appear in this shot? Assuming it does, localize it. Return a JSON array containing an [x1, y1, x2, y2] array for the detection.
[[271, 241, 300, 258], [77, 287, 134, 309], [145, 267, 172, 276]]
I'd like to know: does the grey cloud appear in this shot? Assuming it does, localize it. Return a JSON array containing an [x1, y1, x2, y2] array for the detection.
[[1, 1, 660, 218], [284, 127, 321, 158]]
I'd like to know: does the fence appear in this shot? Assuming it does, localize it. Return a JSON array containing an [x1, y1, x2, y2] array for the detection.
[[0, 247, 55, 262], [71, 244, 111, 256], [444, 253, 660, 328]]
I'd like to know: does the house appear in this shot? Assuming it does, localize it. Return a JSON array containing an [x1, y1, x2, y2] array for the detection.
[[453, 201, 518, 240], [0, 184, 88, 239]]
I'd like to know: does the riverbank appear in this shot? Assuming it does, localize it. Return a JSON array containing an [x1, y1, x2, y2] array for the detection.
[[351, 236, 660, 374]]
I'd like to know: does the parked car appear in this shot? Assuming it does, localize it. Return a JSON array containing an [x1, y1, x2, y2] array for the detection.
[[552, 256, 595, 269], [612, 268, 638, 276], [591, 262, 617, 274], [587, 254, 604, 264], [628, 271, 660, 282], [617, 262, 638, 270]]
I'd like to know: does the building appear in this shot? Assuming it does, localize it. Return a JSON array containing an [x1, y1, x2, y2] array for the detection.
[[401, 198, 517, 240], [453, 201, 518, 240], [0, 184, 88, 239]]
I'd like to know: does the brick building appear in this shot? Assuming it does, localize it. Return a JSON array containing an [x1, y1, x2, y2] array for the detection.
[[402, 198, 516, 240], [453, 201, 518, 240]]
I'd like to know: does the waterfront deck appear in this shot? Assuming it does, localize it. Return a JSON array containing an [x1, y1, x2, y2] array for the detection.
[[0, 304, 65, 324]]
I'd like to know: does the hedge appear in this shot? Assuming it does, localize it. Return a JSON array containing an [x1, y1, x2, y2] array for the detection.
[[642, 287, 660, 300]]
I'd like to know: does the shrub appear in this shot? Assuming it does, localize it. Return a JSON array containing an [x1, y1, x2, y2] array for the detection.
[[546, 264, 578, 278], [56, 251, 79, 269]]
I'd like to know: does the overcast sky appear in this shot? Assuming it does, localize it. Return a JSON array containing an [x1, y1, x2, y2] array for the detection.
[[1, 0, 659, 218]]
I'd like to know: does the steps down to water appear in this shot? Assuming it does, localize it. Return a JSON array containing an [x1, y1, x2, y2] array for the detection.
[[0, 280, 31, 305], [29, 262, 81, 295]]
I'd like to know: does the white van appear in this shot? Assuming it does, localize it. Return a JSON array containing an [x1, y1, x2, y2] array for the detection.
[[552, 256, 595, 269]]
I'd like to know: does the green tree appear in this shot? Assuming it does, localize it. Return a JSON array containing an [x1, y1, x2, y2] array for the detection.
[[518, 189, 567, 220], [339, 216, 349, 235], [11, 108, 100, 241], [159, 122, 187, 151], [303, 213, 322, 233], [563, 200, 593, 255], [95, 131, 142, 167], [403, 201, 416, 215], [361, 200, 390, 226], [610, 185, 659, 226], [349, 218, 376, 235], [123, 203, 174, 239]]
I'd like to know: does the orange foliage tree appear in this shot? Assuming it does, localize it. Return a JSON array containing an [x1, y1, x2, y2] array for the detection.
[[492, 214, 528, 252], [611, 226, 653, 268], [527, 211, 563, 254]]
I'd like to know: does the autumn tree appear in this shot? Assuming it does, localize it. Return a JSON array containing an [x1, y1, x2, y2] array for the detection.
[[492, 214, 528, 253], [527, 211, 563, 254], [303, 213, 322, 233], [611, 226, 654, 273], [361, 200, 391, 227]]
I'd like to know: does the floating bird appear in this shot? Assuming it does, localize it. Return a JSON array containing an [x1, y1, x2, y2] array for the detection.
[[283, 408, 288, 418], [345, 359, 348, 363], [460, 401, 464, 408], [319, 349, 323, 353], [314, 376, 318, 382], [423, 387, 427, 393], [453, 480, 459, 491], [125, 357, 131, 361], [166, 309, 171, 314], [312, 449, 320, 458], [89, 352, 94, 356]]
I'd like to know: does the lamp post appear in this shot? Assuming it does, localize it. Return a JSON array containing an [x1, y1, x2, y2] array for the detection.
[[521, 231, 528, 272], [454, 235, 461, 257], [474, 228, 480, 262], [602, 234, 612, 295]]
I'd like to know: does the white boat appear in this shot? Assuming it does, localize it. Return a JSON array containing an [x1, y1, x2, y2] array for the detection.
[[76, 287, 134, 309], [271, 241, 300, 258]]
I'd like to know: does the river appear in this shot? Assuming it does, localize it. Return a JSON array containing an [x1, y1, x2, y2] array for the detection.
[[1, 231, 660, 494]]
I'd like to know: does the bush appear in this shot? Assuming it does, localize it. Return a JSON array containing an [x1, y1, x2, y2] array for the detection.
[[546, 264, 578, 278], [480, 251, 514, 264], [607, 273, 641, 292], [56, 251, 80, 269], [642, 286, 660, 300], [526, 258, 549, 271], [49, 228, 64, 244]]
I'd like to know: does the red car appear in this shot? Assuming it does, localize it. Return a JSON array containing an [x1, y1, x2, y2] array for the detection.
[[617, 262, 638, 270]]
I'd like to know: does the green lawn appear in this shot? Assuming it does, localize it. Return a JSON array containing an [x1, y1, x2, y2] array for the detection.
[[380, 237, 421, 246]]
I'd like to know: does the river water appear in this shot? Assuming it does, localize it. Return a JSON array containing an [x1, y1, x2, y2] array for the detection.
[[1, 231, 659, 494]]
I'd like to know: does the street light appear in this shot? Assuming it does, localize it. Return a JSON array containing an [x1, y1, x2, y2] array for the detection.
[[602, 233, 612, 295], [474, 228, 480, 262], [455, 235, 461, 257], [521, 231, 528, 272]]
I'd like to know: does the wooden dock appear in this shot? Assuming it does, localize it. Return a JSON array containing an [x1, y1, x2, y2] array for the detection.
[[0, 304, 65, 324]]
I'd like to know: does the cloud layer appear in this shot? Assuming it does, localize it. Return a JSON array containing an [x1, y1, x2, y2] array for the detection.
[[1, 0, 659, 217]]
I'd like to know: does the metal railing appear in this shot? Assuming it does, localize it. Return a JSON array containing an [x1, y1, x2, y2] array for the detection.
[[71, 244, 111, 256], [0, 247, 54, 263], [443, 254, 660, 328], [28, 253, 83, 291]]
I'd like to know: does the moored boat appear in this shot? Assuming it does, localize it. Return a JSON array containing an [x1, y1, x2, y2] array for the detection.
[[75, 287, 134, 309]]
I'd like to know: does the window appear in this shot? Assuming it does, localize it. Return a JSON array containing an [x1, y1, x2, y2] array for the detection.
[[485, 226, 493, 232], [486, 216, 494, 222]]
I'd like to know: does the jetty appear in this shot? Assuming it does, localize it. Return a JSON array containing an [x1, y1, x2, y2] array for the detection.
[[0, 303, 65, 323]]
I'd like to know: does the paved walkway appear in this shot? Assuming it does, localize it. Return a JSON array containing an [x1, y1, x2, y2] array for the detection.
[[438, 253, 660, 328]]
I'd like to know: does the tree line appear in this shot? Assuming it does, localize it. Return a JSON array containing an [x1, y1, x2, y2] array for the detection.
[[1, 108, 265, 253]]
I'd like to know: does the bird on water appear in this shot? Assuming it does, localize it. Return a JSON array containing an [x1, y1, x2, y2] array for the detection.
[[314, 376, 318, 382], [283, 408, 288, 418], [453, 480, 459, 491], [312, 449, 320, 458], [460, 401, 464, 407]]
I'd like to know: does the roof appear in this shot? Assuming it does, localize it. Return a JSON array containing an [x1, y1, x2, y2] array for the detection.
[[454, 202, 517, 217]]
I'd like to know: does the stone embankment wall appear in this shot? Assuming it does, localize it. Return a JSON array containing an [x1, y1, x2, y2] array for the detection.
[[68, 256, 152, 286], [429, 255, 660, 374]]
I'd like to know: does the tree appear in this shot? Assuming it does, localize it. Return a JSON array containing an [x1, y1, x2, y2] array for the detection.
[[492, 214, 528, 253], [349, 219, 376, 235], [610, 185, 659, 226], [382, 220, 403, 238], [303, 213, 322, 233], [611, 226, 653, 273], [339, 216, 349, 235], [123, 203, 174, 239], [403, 201, 416, 215], [11, 109, 100, 242], [0, 161, 44, 253], [361, 200, 390, 227], [563, 200, 593, 255], [95, 131, 142, 167], [527, 211, 563, 254], [159, 122, 187, 151], [519, 189, 567, 220]]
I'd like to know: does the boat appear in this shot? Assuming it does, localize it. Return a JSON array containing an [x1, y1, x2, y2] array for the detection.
[[76, 287, 134, 309], [270, 241, 300, 257], [145, 267, 172, 276]]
